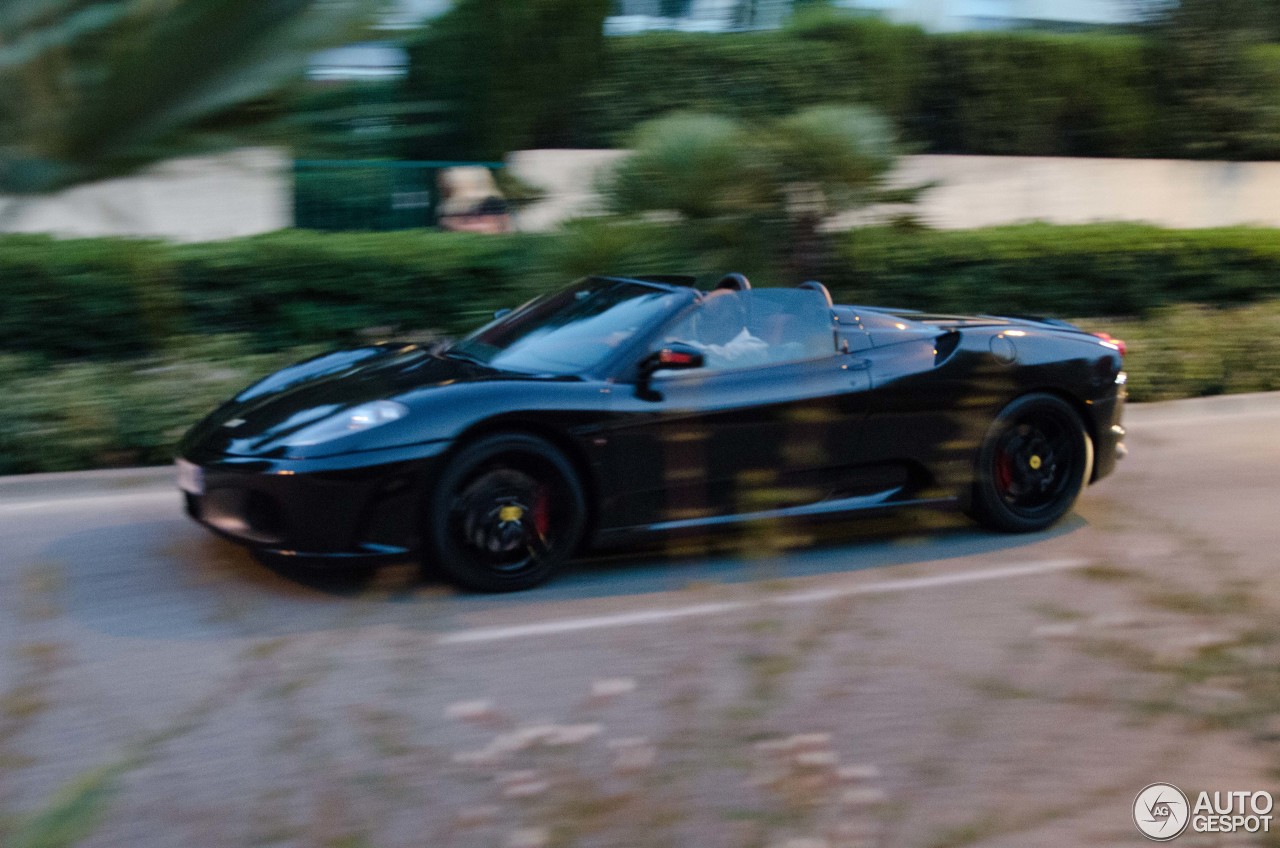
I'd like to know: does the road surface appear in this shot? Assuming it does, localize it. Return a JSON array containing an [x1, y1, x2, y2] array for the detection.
[[2, 394, 1278, 848]]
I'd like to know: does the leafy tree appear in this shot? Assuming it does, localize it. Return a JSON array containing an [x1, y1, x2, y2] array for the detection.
[[0, 0, 377, 199], [1142, 0, 1280, 159], [599, 106, 918, 281], [404, 0, 610, 160]]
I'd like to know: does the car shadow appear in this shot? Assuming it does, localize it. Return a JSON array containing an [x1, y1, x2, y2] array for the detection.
[[466, 506, 1087, 607], [38, 507, 1085, 641]]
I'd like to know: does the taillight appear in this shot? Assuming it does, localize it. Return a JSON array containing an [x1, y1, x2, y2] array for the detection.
[[1093, 332, 1126, 358]]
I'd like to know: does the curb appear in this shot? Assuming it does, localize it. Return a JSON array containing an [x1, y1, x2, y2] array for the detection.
[[1123, 391, 1280, 424], [0, 465, 174, 500]]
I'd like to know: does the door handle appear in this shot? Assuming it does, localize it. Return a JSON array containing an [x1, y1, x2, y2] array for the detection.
[[843, 359, 872, 390]]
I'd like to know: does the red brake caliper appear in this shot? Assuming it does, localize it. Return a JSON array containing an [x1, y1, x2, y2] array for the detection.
[[995, 451, 1013, 492], [532, 485, 551, 538]]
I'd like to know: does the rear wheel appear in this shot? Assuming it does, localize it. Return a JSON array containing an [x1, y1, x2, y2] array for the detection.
[[426, 433, 586, 592], [966, 393, 1092, 533]]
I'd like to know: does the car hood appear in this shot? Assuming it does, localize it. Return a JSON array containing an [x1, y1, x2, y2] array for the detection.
[[179, 344, 519, 459]]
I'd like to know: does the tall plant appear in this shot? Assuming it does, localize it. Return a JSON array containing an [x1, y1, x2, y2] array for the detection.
[[1142, 0, 1280, 159], [403, 0, 610, 160], [0, 0, 377, 199]]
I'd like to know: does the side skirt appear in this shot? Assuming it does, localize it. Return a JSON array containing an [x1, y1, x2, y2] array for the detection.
[[595, 488, 959, 540]]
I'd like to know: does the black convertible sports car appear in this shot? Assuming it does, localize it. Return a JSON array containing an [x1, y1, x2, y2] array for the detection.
[[177, 273, 1127, 592]]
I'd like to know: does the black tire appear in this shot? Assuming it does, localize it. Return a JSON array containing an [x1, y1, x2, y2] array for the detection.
[[426, 433, 586, 592], [966, 393, 1093, 533]]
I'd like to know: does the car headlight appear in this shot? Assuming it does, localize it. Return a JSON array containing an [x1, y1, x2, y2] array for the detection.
[[281, 401, 409, 447]]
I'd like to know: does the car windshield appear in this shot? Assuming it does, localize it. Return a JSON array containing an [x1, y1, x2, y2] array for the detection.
[[655, 288, 836, 371], [447, 278, 682, 374]]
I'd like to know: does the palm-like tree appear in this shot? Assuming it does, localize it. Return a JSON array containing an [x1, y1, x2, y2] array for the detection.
[[0, 0, 376, 202]]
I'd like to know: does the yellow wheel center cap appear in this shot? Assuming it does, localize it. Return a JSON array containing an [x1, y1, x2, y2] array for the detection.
[[498, 505, 525, 523], [1029, 455, 1042, 470]]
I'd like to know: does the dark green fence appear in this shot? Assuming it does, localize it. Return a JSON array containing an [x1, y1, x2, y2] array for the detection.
[[293, 160, 504, 231]]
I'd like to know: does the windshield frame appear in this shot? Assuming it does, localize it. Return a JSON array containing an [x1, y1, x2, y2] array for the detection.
[[446, 277, 696, 380]]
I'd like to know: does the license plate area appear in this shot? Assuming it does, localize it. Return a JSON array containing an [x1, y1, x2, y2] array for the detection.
[[176, 459, 205, 495]]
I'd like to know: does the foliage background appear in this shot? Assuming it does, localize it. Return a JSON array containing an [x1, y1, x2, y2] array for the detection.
[[3, 223, 1280, 474], [8, 224, 1280, 362], [395, 12, 1280, 161]]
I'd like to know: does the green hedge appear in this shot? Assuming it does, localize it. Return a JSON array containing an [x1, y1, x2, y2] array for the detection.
[[0, 231, 549, 360], [3, 223, 1280, 473], [169, 231, 544, 346], [567, 22, 1280, 159], [831, 224, 1280, 317], [8, 224, 1280, 363], [0, 237, 180, 359], [918, 32, 1158, 157], [0, 337, 320, 474], [1, 302, 1276, 474], [1084, 301, 1280, 402]]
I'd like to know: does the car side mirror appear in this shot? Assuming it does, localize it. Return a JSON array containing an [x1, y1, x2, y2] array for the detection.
[[637, 342, 704, 400], [642, 343, 704, 374]]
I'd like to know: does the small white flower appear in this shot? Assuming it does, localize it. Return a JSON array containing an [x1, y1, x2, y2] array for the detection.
[[839, 787, 888, 807], [836, 764, 881, 783], [789, 733, 833, 750], [591, 677, 637, 697], [444, 699, 495, 721], [793, 751, 839, 769], [506, 827, 549, 848], [546, 723, 602, 746], [496, 769, 540, 785]]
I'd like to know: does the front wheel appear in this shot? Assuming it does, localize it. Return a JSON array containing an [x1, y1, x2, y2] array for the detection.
[[426, 433, 586, 592], [966, 393, 1092, 533]]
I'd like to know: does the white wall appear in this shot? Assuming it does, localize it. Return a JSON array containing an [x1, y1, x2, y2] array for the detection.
[[509, 149, 1280, 232], [836, 0, 1136, 30], [0, 148, 291, 243]]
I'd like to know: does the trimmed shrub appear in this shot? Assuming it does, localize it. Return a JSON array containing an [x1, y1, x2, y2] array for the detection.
[[0, 231, 552, 360], [834, 224, 1280, 317], [0, 302, 1276, 473], [404, 0, 610, 159], [0, 236, 179, 359], [1084, 300, 1280, 401], [8, 224, 1280, 363], [579, 31, 894, 147], [0, 337, 321, 474], [918, 32, 1158, 158], [170, 230, 543, 346]]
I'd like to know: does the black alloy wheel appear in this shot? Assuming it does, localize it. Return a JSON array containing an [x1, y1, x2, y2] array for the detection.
[[427, 433, 586, 592], [966, 393, 1092, 533]]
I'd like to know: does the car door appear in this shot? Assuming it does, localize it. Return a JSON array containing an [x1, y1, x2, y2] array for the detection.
[[597, 290, 874, 531], [851, 314, 989, 499]]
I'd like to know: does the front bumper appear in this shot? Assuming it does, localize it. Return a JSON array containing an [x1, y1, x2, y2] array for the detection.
[[180, 441, 450, 562]]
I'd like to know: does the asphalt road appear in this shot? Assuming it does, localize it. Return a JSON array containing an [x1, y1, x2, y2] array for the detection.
[[2, 393, 1279, 848]]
